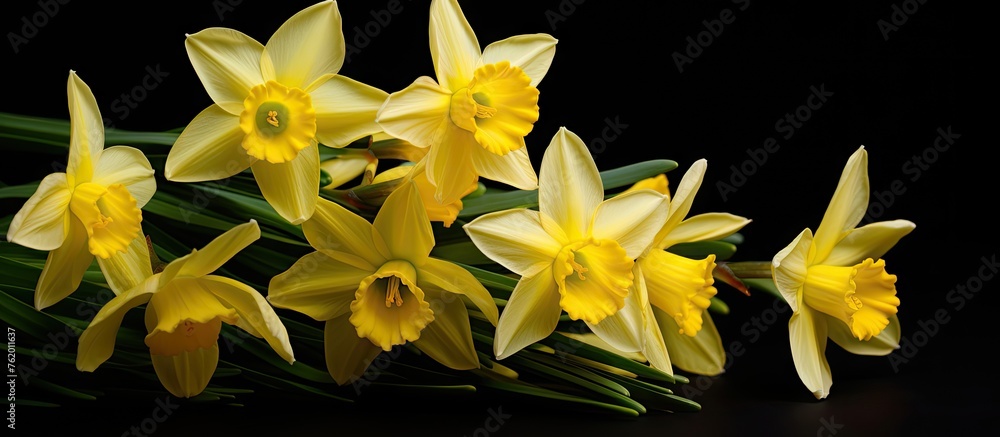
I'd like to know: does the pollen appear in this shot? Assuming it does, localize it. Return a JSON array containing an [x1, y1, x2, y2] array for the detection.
[[474, 103, 497, 119], [266, 110, 280, 127], [385, 276, 404, 307], [569, 258, 589, 280]]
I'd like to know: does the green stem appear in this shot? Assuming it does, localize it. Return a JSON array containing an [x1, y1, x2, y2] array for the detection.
[[723, 261, 773, 279]]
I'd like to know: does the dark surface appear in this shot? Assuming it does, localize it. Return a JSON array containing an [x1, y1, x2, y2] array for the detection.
[[1, 0, 992, 435]]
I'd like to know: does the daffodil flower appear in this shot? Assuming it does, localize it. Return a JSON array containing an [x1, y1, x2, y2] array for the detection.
[[366, 161, 477, 227], [464, 127, 668, 360], [629, 163, 751, 376], [7, 71, 155, 309], [76, 220, 294, 398], [165, 1, 388, 224], [375, 0, 557, 205], [772, 146, 915, 399], [268, 181, 498, 384]]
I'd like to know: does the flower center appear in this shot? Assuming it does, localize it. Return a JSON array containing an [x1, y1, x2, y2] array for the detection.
[[552, 239, 634, 325], [350, 260, 434, 351], [146, 317, 224, 356], [640, 251, 717, 337], [239, 80, 317, 164], [69, 182, 142, 259], [802, 258, 899, 341], [448, 61, 539, 156]]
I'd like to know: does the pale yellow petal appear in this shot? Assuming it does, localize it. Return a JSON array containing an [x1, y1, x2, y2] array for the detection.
[[640, 300, 673, 374], [463, 208, 563, 277], [538, 127, 602, 242], [494, 268, 562, 360], [812, 146, 869, 261], [320, 155, 371, 189], [373, 181, 433, 265], [480, 34, 558, 87], [658, 308, 725, 376], [584, 281, 644, 353], [151, 344, 219, 398], [827, 313, 900, 356], [324, 314, 383, 385], [264, 0, 345, 90], [7, 172, 71, 251], [413, 290, 478, 370], [653, 159, 706, 245], [96, 233, 153, 295], [821, 220, 915, 267], [251, 143, 319, 225], [302, 198, 389, 271], [177, 220, 260, 279], [200, 275, 294, 364], [92, 146, 156, 208], [591, 189, 668, 259], [66, 71, 103, 184], [268, 251, 371, 321], [771, 228, 813, 313], [660, 213, 752, 250], [470, 142, 538, 191], [311, 76, 388, 148], [76, 275, 157, 371], [375, 77, 451, 148], [165, 105, 254, 182], [426, 125, 479, 205], [429, 0, 481, 91], [789, 307, 832, 400], [418, 257, 499, 326], [184, 28, 264, 114], [35, 217, 93, 310]]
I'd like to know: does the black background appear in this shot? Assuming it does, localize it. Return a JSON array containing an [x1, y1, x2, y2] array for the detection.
[[1, 0, 993, 435]]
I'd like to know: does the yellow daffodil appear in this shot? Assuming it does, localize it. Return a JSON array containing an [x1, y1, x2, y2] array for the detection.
[[164, 1, 388, 224], [76, 220, 294, 398], [630, 163, 751, 376], [367, 162, 477, 227], [464, 127, 668, 360], [268, 181, 498, 384], [7, 71, 155, 309], [771, 146, 914, 399], [375, 0, 557, 205]]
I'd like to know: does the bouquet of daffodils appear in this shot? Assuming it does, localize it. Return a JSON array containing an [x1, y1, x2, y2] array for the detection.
[[0, 0, 914, 415]]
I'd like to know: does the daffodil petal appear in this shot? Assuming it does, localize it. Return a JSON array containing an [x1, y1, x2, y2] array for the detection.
[[481, 34, 558, 87], [584, 278, 644, 353], [426, 125, 479, 205], [76, 275, 157, 371], [375, 77, 451, 148], [463, 208, 563, 277], [470, 142, 538, 191], [185, 28, 264, 114], [7, 172, 71, 251], [658, 308, 725, 376], [592, 189, 668, 259], [302, 198, 389, 271], [413, 289, 478, 370], [92, 146, 156, 208], [827, 313, 900, 356], [324, 314, 383, 385], [430, 0, 481, 91], [151, 344, 219, 398], [821, 220, 916, 267], [251, 143, 319, 225], [813, 146, 869, 262], [374, 181, 434, 264], [788, 307, 832, 400], [320, 155, 371, 189], [200, 275, 295, 364], [264, 0, 345, 90], [35, 217, 93, 310], [772, 228, 813, 313], [418, 257, 499, 326], [310, 75, 388, 148], [66, 71, 103, 184], [494, 268, 562, 360], [539, 127, 602, 241], [660, 213, 752, 250], [653, 159, 706, 246], [268, 251, 371, 321], [96, 233, 153, 295], [176, 220, 260, 278], [640, 298, 673, 374], [165, 105, 254, 182]]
